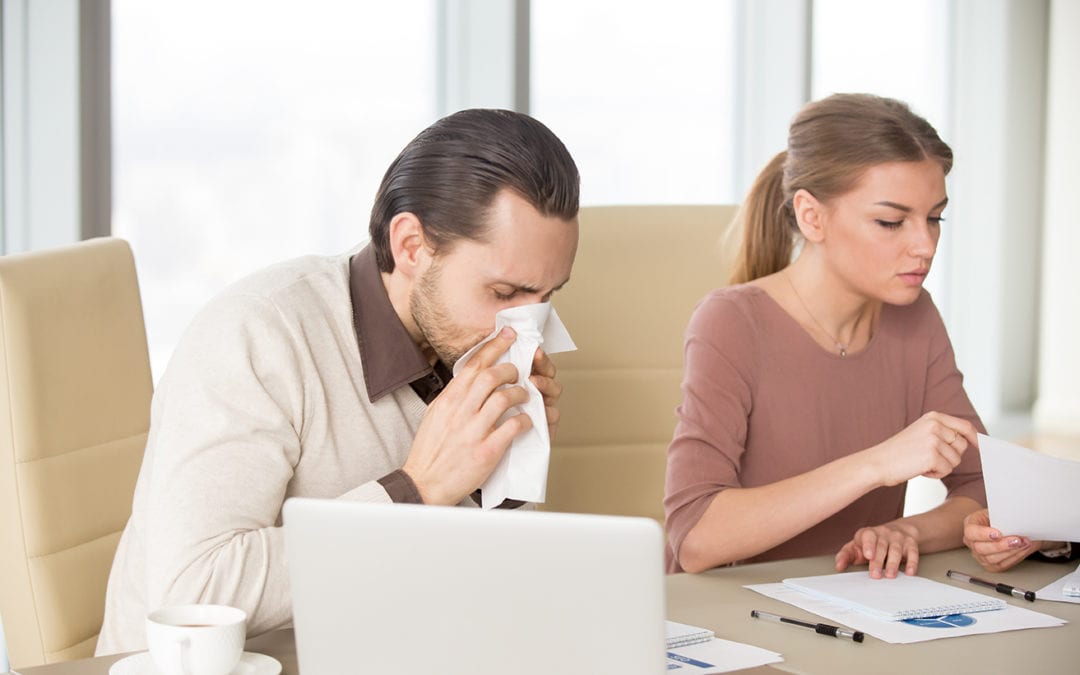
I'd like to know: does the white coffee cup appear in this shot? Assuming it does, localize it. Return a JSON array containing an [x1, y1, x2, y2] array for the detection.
[[146, 604, 247, 675]]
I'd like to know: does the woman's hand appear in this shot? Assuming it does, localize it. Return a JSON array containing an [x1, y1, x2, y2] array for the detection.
[[865, 412, 978, 487], [962, 508, 1041, 572], [835, 522, 921, 578]]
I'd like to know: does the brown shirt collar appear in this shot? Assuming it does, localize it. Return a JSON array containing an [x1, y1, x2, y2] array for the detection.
[[353, 246, 520, 509], [349, 245, 449, 404]]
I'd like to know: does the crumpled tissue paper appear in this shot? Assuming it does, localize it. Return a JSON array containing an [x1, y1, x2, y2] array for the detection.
[[452, 302, 576, 508]]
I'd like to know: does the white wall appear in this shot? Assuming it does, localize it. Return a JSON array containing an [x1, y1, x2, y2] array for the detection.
[[946, 0, 1048, 429], [1034, 0, 1080, 435]]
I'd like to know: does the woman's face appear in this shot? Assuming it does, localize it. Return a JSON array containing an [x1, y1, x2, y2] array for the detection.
[[818, 159, 947, 306]]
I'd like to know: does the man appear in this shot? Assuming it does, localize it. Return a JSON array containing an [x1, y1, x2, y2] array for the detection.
[[98, 109, 580, 654]]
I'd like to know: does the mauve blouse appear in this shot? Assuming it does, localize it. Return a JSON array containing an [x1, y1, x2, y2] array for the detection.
[[664, 285, 986, 573]]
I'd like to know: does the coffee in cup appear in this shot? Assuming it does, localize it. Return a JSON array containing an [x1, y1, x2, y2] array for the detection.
[[145, 604, 247, 675]]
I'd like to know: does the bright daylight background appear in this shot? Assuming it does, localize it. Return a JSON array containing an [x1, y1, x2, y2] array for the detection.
[[66, 0, 1079, 518], [114, 0, 947, 381], [112, 0, 962, 515], [112, 1, 437, 377]]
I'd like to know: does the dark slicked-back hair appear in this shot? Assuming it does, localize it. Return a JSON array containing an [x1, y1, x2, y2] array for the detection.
[[369, 109, 580, 273]]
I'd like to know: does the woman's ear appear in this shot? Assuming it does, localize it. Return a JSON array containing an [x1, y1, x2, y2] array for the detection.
[[387, 212, 428, 280], [791, 188, 826, 244]]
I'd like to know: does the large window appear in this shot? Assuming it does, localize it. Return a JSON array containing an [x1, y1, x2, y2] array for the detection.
[[112, 1, 437, 379], [531, 1, 738, 206]]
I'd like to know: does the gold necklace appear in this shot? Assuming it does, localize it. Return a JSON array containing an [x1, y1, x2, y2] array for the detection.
[[784, 269, 851, 357]]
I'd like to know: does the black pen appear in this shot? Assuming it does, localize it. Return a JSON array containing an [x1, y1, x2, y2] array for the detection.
[[750, 609, 864, 643], [946, 569, 1036, 601]]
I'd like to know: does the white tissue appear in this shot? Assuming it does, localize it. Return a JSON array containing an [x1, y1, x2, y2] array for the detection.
[[452, 302, 576, 508]]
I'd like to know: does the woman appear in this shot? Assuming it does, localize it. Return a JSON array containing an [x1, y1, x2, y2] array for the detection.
[[964, 508, 1078, 572], [665, 93, 986, 577]]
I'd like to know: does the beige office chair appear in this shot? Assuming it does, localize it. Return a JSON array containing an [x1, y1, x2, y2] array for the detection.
[[0, 238, 152, 668], [541, 205, 738, 524]]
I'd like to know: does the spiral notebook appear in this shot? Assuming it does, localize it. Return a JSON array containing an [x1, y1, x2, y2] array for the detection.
[[783, 572, 1006, 621], [665, 620, 714, 648]]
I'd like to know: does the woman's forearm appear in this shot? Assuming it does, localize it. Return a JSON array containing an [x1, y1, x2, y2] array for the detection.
[[676, 451, 882, 573]]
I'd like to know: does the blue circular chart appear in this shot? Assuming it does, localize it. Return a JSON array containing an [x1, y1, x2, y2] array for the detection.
[[903, 614, 977, 628]]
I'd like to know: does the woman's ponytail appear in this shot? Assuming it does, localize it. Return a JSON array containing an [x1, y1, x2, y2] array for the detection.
[[727, 151, 794, 285]]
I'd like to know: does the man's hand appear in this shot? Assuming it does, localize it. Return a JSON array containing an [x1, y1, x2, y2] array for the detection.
[[403, 327, 532, 505], [530, 347, 563, 440]]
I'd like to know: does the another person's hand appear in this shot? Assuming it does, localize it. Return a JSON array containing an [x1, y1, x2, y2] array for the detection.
[[867, 412, 977, 486], [962, 508, 1042, 572], [403, 327, 532, 505], [530, 347, 563, 440], [835, 522, 921, 578]]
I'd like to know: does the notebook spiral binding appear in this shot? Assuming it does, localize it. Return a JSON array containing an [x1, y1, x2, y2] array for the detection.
[[892, 599, 1006, 620]]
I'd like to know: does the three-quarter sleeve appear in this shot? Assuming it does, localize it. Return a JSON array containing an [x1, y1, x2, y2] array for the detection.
[[664, 292, 758, 566]]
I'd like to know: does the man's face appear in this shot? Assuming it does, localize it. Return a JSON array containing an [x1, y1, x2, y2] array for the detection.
[[409, 189, 578, 367]]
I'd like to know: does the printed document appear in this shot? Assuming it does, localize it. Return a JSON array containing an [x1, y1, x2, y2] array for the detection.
[[746, 582, 1065, 644], [666, 637, 783, 673], [1037, 563, 1080, 604]]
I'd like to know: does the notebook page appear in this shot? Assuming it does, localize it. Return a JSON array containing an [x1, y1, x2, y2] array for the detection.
[[665, 620, 714, 648], [783, 572, 1006, 620]]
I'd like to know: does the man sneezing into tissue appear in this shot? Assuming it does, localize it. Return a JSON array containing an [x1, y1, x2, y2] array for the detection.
[[97, 109, 582, 655]]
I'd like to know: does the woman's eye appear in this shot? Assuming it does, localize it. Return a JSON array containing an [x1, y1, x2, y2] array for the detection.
[[875, 219, 904, 229], [493, 289, 517, 301]]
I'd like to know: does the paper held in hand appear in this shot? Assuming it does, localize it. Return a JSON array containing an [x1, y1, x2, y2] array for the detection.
[[453, 302, 576, 508], [979, 434, 1080, 541]]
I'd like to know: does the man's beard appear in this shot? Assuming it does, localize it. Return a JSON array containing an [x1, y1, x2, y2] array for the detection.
[[409, 261, 481, 368]]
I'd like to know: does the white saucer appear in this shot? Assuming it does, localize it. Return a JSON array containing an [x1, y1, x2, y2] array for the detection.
[[109, 650, 282, 675]]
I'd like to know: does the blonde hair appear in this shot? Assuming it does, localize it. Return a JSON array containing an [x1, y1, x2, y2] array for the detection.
[[728, 94, 953, 285]]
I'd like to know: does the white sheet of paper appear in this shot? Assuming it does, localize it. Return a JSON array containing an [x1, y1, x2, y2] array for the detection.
[[666, 637, 784, 673], [453, 302, 576, 508], [1037, 562, 1080, 604], [979, 434, 1080, 540], [746, 583, 1066, 644]]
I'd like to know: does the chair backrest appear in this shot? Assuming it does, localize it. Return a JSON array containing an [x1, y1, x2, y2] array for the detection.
[[542, 205, 737, 523], [0, 238, 152, 668]]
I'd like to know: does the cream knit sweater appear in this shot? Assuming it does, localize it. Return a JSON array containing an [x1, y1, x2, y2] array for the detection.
[[98, 253, 466, 654]]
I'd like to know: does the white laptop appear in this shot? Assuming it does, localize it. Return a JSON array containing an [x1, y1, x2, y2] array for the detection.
[[283, 498, 667, 674]]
